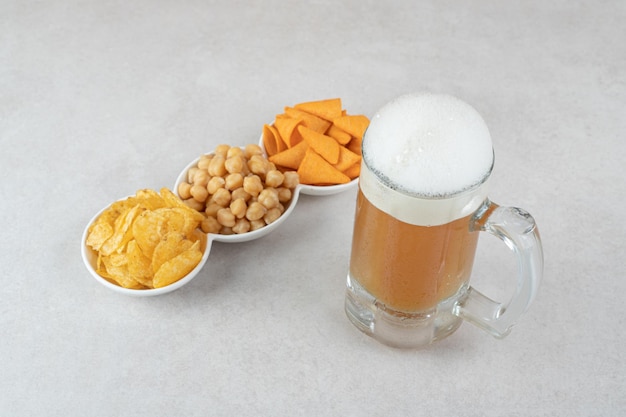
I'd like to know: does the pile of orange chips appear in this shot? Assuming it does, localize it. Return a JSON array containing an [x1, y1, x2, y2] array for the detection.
[[262, 98, 369, 185], [86, 188, 206, 289]]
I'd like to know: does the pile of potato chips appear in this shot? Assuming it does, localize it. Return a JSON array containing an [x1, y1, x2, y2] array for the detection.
[[86, 188, 206, 289], [262, 98, 369, 185]]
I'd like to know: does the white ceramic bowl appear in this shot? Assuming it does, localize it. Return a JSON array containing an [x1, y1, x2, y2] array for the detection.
[[81, 198, 212, 297], [173, 155, 302, 244]]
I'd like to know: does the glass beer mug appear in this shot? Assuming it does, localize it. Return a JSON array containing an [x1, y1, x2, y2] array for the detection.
[[345, 93, 543, 348]]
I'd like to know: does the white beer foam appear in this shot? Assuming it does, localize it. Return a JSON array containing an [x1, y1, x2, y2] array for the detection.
[[363, 93, 493, 197], [360, 93, 493, 226], [359, 163, 490, 226]]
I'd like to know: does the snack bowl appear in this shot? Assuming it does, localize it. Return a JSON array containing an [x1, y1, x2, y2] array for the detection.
[[81, 198, 212, 297], [173, 155, 302, 244], [257, 134, 358, 196]]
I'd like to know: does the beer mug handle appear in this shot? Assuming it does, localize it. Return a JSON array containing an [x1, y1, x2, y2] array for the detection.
[[455, 201, 544, 338]]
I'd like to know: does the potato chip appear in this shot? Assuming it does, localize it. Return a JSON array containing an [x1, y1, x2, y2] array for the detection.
[[298, 125, 340, 165], [86, 220, 114, 252], [153, 241, 203, 288], [159, 188, 204, 224], [188, 228, 206, 246], [100, 253, 144, 289], [109, 197, 140, 214], [132, 209, 167, 259], [297, 148, 350, 185], [127, 239, 154, 288], [171, 207, 203, 237], [268, 140, 309, 170], [152, 232, 193, 274], [294, 98, 342, 121], [135, 189, 168, 210], [99, 204, 143, 256]]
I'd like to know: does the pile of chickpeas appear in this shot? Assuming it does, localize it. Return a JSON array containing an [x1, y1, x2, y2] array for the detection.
[[177, 144, 299, 235]]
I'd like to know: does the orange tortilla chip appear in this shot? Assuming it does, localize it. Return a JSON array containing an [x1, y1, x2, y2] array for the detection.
[[274, 117, 303, 148], [346, 136, 362, 156], [325, 124, 352, 145], [294, 98, 343, 121], [333, 147, 362, 173], [268, 140, 309, 170], [262, 124, 285, 156], [298, 125, 340, 165], [332, 115, 370, 139], [297, 148, 350, 185], [284, 107, 331, 133], [343, 162, 361, 180]]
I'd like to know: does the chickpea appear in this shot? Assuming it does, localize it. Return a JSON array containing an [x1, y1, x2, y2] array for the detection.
[[231, 187, 252, 202], [265, 170, 284, 188], [201, 217, 221, 234], [208, 155, 227, 177], [248, 155, 268, 178], [225, 155, 245, 174], [230, 198, 247, 219], [178, 182, 192, 200], [232, 218, 251, 234], [277, 187, 291, 203], [250, 219, 266, 231], [197, 155, 212, 170], [190, 184, 209, 203], [243, 175, 263, 197], [220, 226, 233, 235], [258, 188, 279, 209], [205, 202, 222, 218], [187, 166, 199, 184], [264, 207, 282, 225], [193, 169, 210, 187], [240, 159, 251, 176], [212, 188, 232, 207], [244, 144, 264, 158], [184, 198, 204, 212], [276, 202, 285, 214], [216, 208, 236, 228], [225, 173, 244, 190], [227, 147, 244, 158], [207, 176, 225, 194], [215, 144, 231, 157], [282, 171, 299, 189], [246, 201, 267, 221]]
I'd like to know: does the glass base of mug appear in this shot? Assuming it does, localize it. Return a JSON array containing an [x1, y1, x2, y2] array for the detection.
[[345, 274, 466, 348]]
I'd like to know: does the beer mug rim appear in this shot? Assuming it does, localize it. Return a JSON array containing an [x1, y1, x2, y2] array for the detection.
[[358, 146, 494, 227], [361, 145, 495, 201]]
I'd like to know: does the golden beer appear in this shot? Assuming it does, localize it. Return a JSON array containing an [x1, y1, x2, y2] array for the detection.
[[349, 189, 480, 313]]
